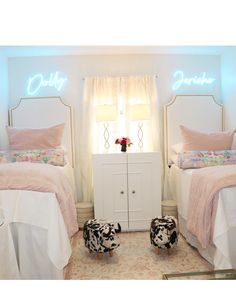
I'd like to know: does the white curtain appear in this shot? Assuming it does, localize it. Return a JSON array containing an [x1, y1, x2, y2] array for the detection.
[[120, 75, 161, 153], [78, 75, 162, 203]]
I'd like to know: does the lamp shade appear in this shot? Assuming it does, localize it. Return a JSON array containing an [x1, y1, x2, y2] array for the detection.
[[130, 104, 150, 121], [95, 105, 117, 122]]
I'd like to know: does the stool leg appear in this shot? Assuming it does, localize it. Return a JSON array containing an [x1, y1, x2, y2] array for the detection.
[[109, 250, 113, 257], [155, 247, 160, 254], [97, 252, 103, 259]]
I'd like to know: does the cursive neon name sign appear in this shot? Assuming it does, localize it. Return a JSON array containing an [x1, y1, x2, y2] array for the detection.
[[172, 70, 216, 90], [27, 71, 67, 95]]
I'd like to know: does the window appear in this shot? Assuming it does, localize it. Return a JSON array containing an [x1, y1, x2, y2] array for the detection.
[[79, 75, 160, 201]]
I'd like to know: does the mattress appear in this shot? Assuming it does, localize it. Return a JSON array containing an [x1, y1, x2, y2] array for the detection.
[[0, 163, 76, 280], [169, 164, 236, 269]]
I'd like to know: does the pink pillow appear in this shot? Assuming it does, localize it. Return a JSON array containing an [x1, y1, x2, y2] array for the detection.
[[180, 125, 235, 151], [6, 123, 65, 150]]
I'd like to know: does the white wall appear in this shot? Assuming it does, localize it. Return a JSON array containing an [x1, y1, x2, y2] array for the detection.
[[0, 52, 8, 149], [221, 48, 236, 130], [8, 54, 221, 200]]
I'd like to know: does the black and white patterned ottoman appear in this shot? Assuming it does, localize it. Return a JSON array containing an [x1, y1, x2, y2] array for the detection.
[[83, 219, 121, 258], [150, 215, 178, 254]]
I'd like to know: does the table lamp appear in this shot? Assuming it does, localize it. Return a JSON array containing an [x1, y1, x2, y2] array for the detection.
[[130, 104, 150, 151], [95, 105, 117, 151]]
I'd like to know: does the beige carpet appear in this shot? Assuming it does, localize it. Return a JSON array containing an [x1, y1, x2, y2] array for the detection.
[[64, 231, 213, 280]]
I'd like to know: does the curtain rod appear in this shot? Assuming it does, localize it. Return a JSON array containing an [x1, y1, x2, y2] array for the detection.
[[82, 75, 158, 80]]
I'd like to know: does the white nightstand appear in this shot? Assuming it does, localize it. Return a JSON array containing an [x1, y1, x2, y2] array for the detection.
[[92, 152, 162, 231]]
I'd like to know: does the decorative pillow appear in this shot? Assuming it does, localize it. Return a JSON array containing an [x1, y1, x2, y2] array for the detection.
[[170, 154, 178, 165], [177, 150, 236, 169], [9, 148, 66, 166], [0, 148, 66, 166], [171, 143, 183, 154], [6, 123, 65, 150], [180, 125, 235, 151]]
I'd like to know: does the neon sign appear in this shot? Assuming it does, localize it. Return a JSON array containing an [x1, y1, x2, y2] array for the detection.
[[172, 70, 216, 90], [27, 71, 67, 95]]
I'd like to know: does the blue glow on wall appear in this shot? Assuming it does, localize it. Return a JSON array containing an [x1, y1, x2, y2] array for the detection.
[[172, 70, 216, 90], [27, 71, 67, 95]]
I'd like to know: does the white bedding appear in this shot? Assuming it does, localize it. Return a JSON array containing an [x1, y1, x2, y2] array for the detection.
[[0, 164, 76, 280], [169, 164, 236, 269]]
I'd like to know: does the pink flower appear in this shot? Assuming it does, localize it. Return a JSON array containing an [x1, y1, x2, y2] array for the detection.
[[115, 137, 133, 146]]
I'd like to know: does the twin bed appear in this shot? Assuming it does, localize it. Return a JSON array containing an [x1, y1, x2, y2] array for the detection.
[[0, 97, 78, 280], [165, 94, 236, 269]]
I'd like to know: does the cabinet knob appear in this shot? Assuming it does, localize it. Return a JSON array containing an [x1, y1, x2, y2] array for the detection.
[[132, 190, 136, 194], [120, 191, 124, 194]]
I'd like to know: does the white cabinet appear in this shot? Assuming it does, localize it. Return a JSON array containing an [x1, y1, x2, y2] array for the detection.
[[92, 152, 161, 231]]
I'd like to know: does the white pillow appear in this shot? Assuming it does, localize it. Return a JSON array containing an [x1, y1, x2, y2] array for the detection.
[[171, 143, 183, 154], [170, 154, 178, 165]]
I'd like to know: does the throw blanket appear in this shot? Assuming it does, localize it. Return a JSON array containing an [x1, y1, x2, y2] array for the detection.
[[187, 164, 236, 248], [0, 162, 78, 237]]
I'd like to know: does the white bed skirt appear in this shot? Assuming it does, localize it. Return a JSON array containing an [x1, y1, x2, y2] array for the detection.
[[178, 214, 236, 269], [0, 223, 64, 279], [0, 189, 72, 280]]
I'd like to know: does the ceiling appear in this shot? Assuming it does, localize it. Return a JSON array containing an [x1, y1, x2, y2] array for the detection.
[[0, 46, 230, 58]]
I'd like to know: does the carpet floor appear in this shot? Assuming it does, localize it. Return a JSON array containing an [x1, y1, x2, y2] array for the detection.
[[64, 231, 213, 280]]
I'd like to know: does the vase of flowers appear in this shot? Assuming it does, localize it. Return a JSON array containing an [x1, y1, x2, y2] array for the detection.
[[115, 137, 132, 152]]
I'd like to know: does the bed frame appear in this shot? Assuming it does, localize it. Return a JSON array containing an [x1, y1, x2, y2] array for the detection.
[[163, 95, 236, 269], [2, 96, 75, 279], [9, 96, 75, 167], [164, 94, 223, 165]]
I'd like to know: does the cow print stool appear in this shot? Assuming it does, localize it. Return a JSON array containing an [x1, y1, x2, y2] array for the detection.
[[150, 215, 178, 255], [83, 219, 121, 259]]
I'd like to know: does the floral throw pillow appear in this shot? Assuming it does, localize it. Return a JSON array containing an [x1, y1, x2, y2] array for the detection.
[[177, 150, 236, 169], [0, 148, 66, 166]]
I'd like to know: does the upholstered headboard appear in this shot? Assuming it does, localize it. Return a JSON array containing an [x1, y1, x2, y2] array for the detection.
[[164, 94, 223, 165], [9, 96, 75, 167]]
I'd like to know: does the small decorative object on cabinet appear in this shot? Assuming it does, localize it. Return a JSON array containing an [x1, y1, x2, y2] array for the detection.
[[92, 152, 161, 231], [115, 137, 132, 153]]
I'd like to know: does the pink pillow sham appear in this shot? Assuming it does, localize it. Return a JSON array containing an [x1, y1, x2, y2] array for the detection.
[[180, 125, 235, 151], [6, 123, 65, 150]]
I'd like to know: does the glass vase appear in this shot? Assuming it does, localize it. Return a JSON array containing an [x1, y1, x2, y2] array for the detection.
[[121, 144, 127, 152]]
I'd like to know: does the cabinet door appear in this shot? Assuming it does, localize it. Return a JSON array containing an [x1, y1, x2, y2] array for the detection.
[[127, 153, 161, 230], [93, 154, 129, 230]]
